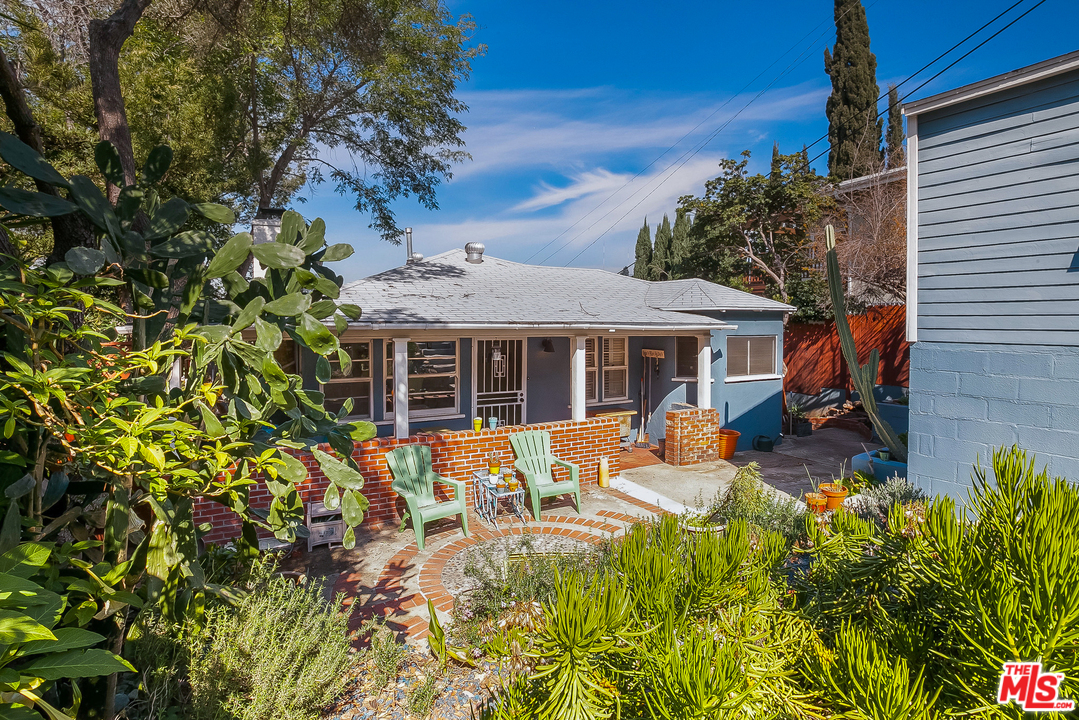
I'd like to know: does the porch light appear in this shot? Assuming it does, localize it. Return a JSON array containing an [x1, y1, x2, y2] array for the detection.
[[541, 338, 554, 353]]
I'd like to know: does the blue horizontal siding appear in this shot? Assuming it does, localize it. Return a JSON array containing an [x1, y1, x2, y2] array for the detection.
[[916, 66, 1079, 345]]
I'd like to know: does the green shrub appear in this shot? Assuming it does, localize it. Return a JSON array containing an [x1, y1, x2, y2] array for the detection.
[[127, 561, 354, 720], [690, 462, 805, 542], [358, 617, 406, 691]]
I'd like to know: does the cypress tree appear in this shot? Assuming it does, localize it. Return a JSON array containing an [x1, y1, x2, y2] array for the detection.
[[885, 84, 905, 168], [824, 0, 883, 180], [633, 218, 653, 280], [671, 209, 691, 278], [652, 214, 672, 280]]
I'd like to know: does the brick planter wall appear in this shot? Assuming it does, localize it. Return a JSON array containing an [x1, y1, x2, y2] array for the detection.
[[665, 407, 720, 466], [194, 418, 621, 545]]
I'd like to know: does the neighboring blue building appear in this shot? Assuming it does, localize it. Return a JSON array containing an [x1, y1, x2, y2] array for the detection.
[[904, 50, 1079, 498], [278, 242, 792, 450]]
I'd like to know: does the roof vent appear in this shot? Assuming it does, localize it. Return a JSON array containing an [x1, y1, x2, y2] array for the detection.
[[465, 242, 485, 264], [405, 227, 423, 264]]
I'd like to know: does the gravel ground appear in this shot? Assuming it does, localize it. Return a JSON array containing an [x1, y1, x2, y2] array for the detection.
[[439, 534, 594, 597], [322, 646, 508, 720]]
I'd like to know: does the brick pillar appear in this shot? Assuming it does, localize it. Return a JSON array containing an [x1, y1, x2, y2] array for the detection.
[[665, 407, 720, 466]]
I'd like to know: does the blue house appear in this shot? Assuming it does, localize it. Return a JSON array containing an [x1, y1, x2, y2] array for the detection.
[[280, 241, 792, 449], [904, 50, 1079, 497]]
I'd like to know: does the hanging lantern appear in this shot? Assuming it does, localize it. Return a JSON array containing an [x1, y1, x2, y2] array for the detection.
[[491, 345, 506, 378]]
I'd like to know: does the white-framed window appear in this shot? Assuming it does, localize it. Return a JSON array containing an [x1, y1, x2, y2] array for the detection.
[[585, 336, 628, 404], [675, 336, 699, 379], [385, 340, 459, 417], [322, 342, 372, 418], [727, 336, 777, 378]]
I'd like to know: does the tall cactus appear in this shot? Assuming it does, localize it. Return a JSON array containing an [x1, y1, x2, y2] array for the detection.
[[824, 225, 907, 463]]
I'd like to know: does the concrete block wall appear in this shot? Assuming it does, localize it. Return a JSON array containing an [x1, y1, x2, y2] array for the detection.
[[665, 407, 720, 466], [194, 417, 621, 544], [908, 342, 1079, 500]]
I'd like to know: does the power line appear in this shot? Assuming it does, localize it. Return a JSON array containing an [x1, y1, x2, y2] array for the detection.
[[571, 0, 1046, 267], [522, 0, 872, 265]]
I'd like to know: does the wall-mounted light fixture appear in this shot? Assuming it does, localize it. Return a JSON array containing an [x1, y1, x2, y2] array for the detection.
[[490, 345, 506, 378], [541, 338, 554, 353]]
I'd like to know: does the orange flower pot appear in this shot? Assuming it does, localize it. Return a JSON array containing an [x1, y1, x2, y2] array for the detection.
[[716, 429, 740, 460], [819, 483, 849, 511], [806, 492, 828, 514]]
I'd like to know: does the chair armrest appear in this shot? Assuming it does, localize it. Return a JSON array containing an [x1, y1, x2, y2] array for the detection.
[[433, 474, 465, 499], [552, 458, 578, 472]]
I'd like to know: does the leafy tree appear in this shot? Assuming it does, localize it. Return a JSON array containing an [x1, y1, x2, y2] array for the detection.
[[670, 209, 691, 278], [885, 84, 905, 168], [824, 0, 882, 180], [0, 134, 374, 719], [633, 218, 652, 280], [652, 213, 672, 280], [679, 150, 831, 313]]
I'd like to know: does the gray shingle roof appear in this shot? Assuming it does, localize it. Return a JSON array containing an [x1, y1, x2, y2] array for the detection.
[[337, 249, 793, 331]]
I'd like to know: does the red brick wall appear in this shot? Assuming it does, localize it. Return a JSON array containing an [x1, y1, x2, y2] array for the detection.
[[194, 418, 621, 545], [665, 407, 720, 466]]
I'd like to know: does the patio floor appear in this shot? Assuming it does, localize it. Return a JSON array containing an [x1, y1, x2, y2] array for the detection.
[[280, 426, 878, 648]]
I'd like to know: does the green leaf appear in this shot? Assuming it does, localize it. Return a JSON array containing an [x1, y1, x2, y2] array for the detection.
[[22, 648, 135, 680], [19, 628, 105, 656], [191, 202, 235, 224], [141, 145, 173, 185], [231, 296, 265, 333], [254, 317, 282, 353], [323, 483, 340, 511], [150, 230, 212, 259], [333, 314, 347, 335], [338, 303, 362, 320], [221, 270, 249, 298], [0, 132, 69, 187], [261, 357, 288, 391], [309, 299, 337, 319], [321, 243, 354, 262], [0, 544, 51, 576], [311, 448, 364, 491], [145, 197, 191, 240], [0, 187, 78, 217], [0, 609, 55, 644], [64, 247, 106, 275], [336, 347, 353, 376], [197, 401, 225, 438], [252, 243, 305, 270], [342, 525, 356, 550], [103, 486, 130, 559], [277, 452, 307, 485], [299, 217, 325, 254], [67, 175, 117, 233], [342, 422, 377, 443], [312, 276, 340, 299], [94, 141, 124, 186], [0, 572, 48, 605], [264, 293, 310, 317], [315, 355, 331, 384], [277, 210, 305, 245], [205, 233, 253, 279], [125, 268, 169, 289], [296, 313, 337, 355], [5, 474, 35, 499]]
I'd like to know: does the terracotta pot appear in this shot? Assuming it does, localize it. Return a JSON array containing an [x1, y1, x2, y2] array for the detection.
[[716, 429, 740, 460], [818, 483, 849, 511], [805, 492, 827, 514]]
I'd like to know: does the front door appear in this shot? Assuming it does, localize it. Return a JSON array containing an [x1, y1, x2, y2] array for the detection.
[[474, 339, 525, 426]]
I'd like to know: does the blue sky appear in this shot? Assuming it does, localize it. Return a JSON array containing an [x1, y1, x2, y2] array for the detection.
[[304, 0, 1079, 282]]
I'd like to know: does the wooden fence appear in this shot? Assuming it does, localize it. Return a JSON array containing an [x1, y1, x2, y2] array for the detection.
[[784, 305, 910, 395]]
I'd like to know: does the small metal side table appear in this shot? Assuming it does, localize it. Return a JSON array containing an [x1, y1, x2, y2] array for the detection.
[[471, 471, 527, 527]]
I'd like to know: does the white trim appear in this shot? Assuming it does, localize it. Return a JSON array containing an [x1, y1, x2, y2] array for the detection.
[[392, 337, 410, 439], [725, 335, 778, 379], [321, 340, 374, 420], [570, 336, 587, 422], [671, 377, 716, 384], [905, 114, 919, 343], [696, 334, 712, 410], [724, 373, 784, 384], [903, 50, 1079, 117], [339, 322, 733, 333]]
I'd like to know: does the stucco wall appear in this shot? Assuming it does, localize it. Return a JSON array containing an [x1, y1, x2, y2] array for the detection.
[[908, 341, 1079, 500]]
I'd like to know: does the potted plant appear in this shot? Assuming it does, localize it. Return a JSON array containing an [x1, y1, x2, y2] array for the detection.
[[803, 467, 827, 514], [818, 461, 851, 511], [789, 404, 812, 437], [488, 451, 501, 476]]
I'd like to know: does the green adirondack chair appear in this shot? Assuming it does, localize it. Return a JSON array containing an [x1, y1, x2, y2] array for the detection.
[[386, 444, 468, 551], [509, 430, 581, 521]]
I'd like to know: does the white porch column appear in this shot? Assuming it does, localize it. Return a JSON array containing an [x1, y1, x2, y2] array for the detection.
[[570, 336, 587, 422], [393, 337, 410, 439], [697, 334, 712, 409]]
